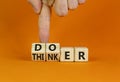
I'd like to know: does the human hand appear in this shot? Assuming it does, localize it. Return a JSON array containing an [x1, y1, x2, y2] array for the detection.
[[28, 0, 86, 42]]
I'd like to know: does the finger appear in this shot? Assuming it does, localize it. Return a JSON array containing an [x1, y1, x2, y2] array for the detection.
[[48, 0, 55, 6], [78, 0, 86, 4], [68, 0, 78, 10], [53, 0, 68, 16], [38, 4, 51, 43], [28, 0, 42, 14], [42, 0, 55, 6]]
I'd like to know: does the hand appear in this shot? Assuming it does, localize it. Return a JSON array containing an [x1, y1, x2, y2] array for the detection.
[[28, 0, 86, 42]]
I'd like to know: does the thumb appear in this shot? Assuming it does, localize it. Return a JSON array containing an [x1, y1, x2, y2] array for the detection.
[[28, 0, 42, 14]]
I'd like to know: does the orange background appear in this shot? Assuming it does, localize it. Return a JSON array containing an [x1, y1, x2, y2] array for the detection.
[[0, 0, 120, 82]]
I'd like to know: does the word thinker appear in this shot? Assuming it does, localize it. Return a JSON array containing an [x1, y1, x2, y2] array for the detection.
[[31, 43, 88, 62]]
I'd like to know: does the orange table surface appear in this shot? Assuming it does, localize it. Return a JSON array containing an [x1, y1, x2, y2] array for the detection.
[[0, 0, 120, 82]]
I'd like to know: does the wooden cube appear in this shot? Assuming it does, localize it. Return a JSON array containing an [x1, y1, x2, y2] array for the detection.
[[46, 43, 60, 61], [60, 47, 74, 62], [75, 47, 88, 62], [31, 43, 45, 61]]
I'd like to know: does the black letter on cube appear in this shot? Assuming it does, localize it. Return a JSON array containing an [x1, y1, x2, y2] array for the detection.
[[35, 44, 42, 51], [65, 51, 70, 60]]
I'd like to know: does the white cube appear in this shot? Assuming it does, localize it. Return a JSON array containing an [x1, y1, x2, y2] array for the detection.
[[31, 43, 45, 61], [75, 47, 88, 62], [60, 47, 74, 62], [46, 43, 60, 61]]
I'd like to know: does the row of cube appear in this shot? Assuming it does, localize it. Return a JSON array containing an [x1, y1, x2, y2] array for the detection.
[[31, 43, 88, 62]]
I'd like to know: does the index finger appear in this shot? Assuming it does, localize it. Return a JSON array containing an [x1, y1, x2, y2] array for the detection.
[[38, 4, 51, 43]]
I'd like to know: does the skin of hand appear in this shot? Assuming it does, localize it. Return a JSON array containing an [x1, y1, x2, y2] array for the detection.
[[28, 0, 86, 43]]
